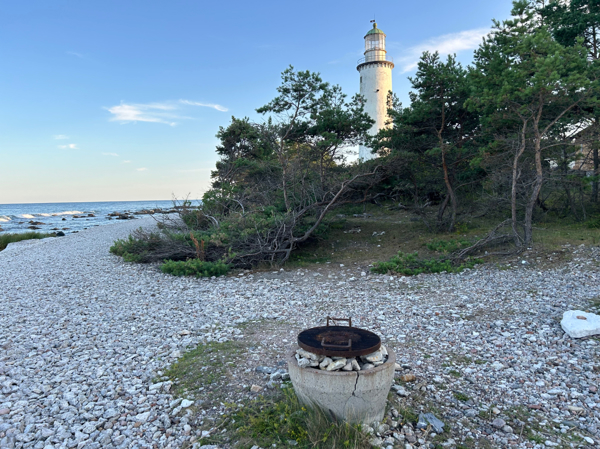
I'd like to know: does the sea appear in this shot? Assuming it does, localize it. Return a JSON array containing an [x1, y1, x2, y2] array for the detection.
[[0, 200, 195, 234]]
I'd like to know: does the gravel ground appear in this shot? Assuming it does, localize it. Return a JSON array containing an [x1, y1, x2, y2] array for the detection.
[[1, 218, 600, 449]]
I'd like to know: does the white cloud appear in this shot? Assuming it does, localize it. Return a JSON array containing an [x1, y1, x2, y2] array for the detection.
[[102, 152, 119, 156], [67, 51, 84, 58], [106, 102, 179, 126], [106, 99, 228, 126], [54, 134, 69, 140], [395, 28, 490, 73], [136, 167, 148, 171], [58, 144, 79, 149], [179, 99, 228, 112]]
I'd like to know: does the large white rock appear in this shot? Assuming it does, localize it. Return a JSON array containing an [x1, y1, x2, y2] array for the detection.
[[561, 310, 600, 338]]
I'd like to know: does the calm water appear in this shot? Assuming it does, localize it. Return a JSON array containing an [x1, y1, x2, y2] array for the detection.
[[0, 200, 196, 234]]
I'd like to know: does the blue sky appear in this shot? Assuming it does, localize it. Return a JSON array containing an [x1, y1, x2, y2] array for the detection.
[[0, 0, 514, 203]]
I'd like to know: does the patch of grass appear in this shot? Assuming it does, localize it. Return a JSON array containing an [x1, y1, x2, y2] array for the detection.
[[214, 385, 371, 449], [164, 340, 243, 405], [372, 252, 481, 276], [289, 254, 331, 266], [0, 232, 55, 251], [451, 354, 472, 365], [534, 220, 600, 249], [448, 370, 461, 378], [397, 405, 420, 425], [160, 259, 230, 277], [528, 434, 545, 444], [453, 392, 470, 402], [474, 359, 486, 365]]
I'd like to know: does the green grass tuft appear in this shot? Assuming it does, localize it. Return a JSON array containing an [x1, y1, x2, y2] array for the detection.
[[0, 232, 55, 252], [221, 385, 372, 449]]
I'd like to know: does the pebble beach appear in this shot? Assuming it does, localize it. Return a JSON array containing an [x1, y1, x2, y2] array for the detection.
[[1, 218, 600, 449]]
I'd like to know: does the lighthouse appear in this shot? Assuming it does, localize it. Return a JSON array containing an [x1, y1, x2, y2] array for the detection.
[[357, 22, 394, 161]]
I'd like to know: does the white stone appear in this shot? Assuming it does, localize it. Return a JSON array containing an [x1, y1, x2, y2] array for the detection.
[[491, 361, 504, 370], [297, 357, 311, 368], [180, 399, 194, 408], [135, 411, 151, 423], [362, 350, 383, 363], [296, 348, 320, 361], [319, 357, 332, 369], [561, 310, 600, 338], [326, 359, 347, 371]]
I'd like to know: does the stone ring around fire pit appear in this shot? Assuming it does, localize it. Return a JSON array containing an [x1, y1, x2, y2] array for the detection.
[[288, 318, 395, 425]]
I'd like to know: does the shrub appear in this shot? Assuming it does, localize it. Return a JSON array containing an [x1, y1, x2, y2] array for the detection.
[[586, 216, 600, 229], [372, 251, 480, 276], [0, 232, 55, 252], [110, 229, 204, 263], [426, 237, 471, 254], [160, 259, 230, 277]]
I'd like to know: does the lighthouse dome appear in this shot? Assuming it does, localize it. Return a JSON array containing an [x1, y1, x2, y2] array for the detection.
[[365, 23, 385, 37]]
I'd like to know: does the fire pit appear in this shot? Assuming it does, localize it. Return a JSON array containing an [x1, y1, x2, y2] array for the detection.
[[298, 317, 381, 358], [288, 317, 395, 425]]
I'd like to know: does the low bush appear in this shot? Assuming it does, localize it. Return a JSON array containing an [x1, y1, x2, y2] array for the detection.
[[0, 232, 55, 251], [109, 232, 163, 262], [372, 251, 480, 276], [160, 259, 230, 277], [586, 216, 600, 229], [426, 237, 471, 254]]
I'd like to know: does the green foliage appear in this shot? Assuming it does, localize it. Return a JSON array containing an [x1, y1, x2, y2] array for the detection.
[[226, 385, 371, 449], [109, 232, 163, 263], [586, 216, 600, 229], [426, 238, 471, 254], [372, 251, 481, 276], [160, 259, 230, 277], [0, 232, 55, 251]]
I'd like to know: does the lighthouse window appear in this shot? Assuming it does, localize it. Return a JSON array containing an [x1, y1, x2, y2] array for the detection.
[[360, 76, 362, 84]]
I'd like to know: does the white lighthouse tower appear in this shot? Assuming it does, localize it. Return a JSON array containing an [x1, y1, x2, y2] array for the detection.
[[357, 22, 394, 161]]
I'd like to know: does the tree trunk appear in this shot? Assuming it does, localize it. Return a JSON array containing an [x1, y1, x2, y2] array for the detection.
[[441, 147, 457, 232], [593, 147, 599, 203], [523, 125, 544, 246], [437, 195, 450, 223], [511, 120, 528, 246]]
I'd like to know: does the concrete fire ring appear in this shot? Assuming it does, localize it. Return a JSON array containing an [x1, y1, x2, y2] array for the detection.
[[287, 348, 396, 426]]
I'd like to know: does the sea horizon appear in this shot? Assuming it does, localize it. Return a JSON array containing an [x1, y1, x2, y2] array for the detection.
[[0, 199, 201, 234]]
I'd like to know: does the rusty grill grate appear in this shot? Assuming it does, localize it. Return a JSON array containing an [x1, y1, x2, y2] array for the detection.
[[297, 317, 381, 357]]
